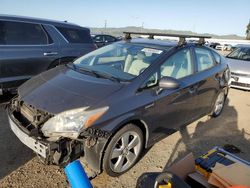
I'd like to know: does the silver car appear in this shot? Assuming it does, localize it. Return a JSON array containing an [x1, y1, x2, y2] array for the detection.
[[226, 45, 250, 90]]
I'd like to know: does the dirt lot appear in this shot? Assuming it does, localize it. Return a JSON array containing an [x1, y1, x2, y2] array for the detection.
[[0, 88, 249, 188]]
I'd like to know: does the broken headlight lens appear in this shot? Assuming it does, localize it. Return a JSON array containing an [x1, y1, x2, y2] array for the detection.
[[41, 106, 108, 139]]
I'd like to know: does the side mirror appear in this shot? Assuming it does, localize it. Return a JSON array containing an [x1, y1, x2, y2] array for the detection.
[[159, 76, 180, 90]]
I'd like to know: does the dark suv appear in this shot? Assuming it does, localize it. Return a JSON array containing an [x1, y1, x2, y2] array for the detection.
[[8, 32, 230, 177], [0, 15, 96, 95]]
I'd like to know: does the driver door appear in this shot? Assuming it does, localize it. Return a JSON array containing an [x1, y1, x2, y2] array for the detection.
[[140, 48, 198, 143]]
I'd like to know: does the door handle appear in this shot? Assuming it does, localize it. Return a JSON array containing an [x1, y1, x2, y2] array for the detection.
[[43, 52, 58, 56], [188, 85, 198, 94], [145, 103, 155, 109]]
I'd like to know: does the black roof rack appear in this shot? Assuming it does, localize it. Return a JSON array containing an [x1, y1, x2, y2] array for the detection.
[[123, 31, 211, 46]]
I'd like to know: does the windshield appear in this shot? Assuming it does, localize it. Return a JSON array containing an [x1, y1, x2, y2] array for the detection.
[[227, 47, 250, 61], [72, 43, 167, 81]]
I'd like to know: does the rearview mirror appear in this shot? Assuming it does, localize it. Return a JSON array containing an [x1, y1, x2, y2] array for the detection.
[[159, 76, 180, 90]]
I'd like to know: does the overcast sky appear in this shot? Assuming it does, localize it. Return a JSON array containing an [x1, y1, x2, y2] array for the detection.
[[1, 0, 249, 36]]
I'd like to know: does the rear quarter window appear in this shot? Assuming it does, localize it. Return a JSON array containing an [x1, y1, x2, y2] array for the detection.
[[211, 50, 221, 63], [56, 26, 92, 44]]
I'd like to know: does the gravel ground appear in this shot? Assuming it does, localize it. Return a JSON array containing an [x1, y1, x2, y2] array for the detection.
[[0, 88, 250, 188]]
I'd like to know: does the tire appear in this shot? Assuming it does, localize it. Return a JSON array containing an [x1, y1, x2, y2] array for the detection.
[[103, 124, 144, 177], [211, 90, 226, 117], [47, 60, 60, 70]]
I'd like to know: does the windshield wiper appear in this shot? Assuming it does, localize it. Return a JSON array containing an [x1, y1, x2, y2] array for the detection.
[[95, 71, 121, 82], [77, 67, 101, 77], [77, 67, 121, 82]]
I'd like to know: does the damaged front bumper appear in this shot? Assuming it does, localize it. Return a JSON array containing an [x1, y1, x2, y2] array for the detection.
[[8, 103, 111, 172], [9, 114, 49, 158]]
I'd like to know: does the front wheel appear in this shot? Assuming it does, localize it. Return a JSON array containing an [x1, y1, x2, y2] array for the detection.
[[211, 90, 226, 117], [103, 124, 144, 177]]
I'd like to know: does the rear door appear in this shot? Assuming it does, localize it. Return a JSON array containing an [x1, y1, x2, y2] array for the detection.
[[0, 20, 59, 87], [55, 26, 95, 57], [191, 47, 221, 118]]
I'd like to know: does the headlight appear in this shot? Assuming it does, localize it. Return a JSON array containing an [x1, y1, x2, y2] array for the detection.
[[41, 106, 108, 139]]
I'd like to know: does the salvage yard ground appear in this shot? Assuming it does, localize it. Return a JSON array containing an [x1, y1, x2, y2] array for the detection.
[[0, 88, 250, 188]]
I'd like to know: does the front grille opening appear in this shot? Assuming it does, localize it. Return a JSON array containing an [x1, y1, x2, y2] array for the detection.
[[19, 102, 52, 126], [13, 110, 37, 134], [10, 98, 52, 135]]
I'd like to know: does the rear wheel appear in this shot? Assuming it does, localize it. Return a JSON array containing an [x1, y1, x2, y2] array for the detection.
[[103, 124, 144, 177], [211, 90, 226, 117]]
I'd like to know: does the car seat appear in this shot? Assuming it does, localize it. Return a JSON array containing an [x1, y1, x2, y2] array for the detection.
[[161, 52, 191, 79], [127, 51, 150, 76]]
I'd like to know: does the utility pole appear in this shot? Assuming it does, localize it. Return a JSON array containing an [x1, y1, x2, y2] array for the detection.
[[141, 22, 144, 32], [104, 20, 107, 34], [247, 19, 250, 40]]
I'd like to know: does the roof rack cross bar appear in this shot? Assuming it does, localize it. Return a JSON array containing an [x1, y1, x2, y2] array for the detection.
[[123, 31, 211, 46], [148, 34, 154, 39], [124, 33, 132, 40], [198, 37, 205, 45]]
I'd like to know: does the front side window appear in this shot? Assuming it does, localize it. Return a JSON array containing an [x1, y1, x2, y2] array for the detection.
[[56, 26, 92, 44], [161, 48, 194, 79], [142, 48, 193, 89], [195, 48, 215, 71], [72, 43, 168, 81], [0, 20, 50, 45], [141, 72, 159, 89]]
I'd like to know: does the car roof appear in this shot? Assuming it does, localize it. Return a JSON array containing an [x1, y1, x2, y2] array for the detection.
[[120, 38, 178, 49], [0, 14, 87, 29]]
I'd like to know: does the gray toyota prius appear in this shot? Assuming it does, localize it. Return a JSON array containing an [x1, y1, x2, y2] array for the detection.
[[8, 32, 230, 177]]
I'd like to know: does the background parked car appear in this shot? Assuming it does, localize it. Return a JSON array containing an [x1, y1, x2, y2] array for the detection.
[[92, 34, 121, 48], [207, 42, 220, 49], [226, 45, 250, 90], [215, 44, 232, 51], [0, 15, 96, 95]]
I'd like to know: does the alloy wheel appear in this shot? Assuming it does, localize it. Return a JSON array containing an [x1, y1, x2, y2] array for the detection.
[[214, 92, 225, 116], [109, 131, 142, 173]]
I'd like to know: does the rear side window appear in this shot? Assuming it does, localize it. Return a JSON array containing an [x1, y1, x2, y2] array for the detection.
[[104, 35, 116, 42], [94, 35, 104, 42], [56, 26, 92, 43], [194, 48, 215, 71], [0, 20, 51, 45]]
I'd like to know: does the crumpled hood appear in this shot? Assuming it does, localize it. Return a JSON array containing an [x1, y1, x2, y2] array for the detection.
[[18, 65, 123, 114], [226, 58, 250, 74]]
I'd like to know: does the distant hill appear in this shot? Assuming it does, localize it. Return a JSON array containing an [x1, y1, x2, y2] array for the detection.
[[90, 26, 245, 40]]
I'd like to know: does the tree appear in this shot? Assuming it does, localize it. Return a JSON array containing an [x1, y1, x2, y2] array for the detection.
[[247, 21, 250, 40]]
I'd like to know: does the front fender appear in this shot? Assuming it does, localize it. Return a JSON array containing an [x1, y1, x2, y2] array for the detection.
[[83, 112, 150, 173]]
